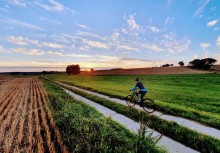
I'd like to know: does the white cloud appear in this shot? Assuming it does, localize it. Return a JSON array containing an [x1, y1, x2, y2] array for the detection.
[[79, 46, 90, 51], [117, 45, 139, 51], [200, 43, 210, 50], [13, 48, 46, 55], [216, 36, 220, 47], [5, 36, 65, 49], [125, 14, 140, 31], [42, 42, 64, 49], [164, 17, 174, 26], [149, 26, 159, 32], [36, 0, 64, 12], [6, 18, 45, 31], [0, 45, 6, 53], [8, 0, 27, 7], [214, 27, 219, 31], [142, 43, 164, 52], [47, 51, 91, 58], [7, 36, 29, 46], [207, 20, 218, 27], [12, 47, 91, 58], [123, 14, 143, 36], [83, 39, 109, 49], [193, 54, 199, 59], [161, 33, 191, 53], [39, 17, 61, 24], [75, 23, 90, 30], [194, 0, 210, 17]]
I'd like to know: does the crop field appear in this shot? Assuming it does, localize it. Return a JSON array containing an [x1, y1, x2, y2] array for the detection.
[[47, 73, 220, 129], [0, 77, 67, 152], [0, 76, 165, 153]]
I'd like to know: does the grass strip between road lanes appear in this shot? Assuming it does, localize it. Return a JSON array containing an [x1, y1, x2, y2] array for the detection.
[[42, 78, 166, 153], [54, 80, 220, 153]]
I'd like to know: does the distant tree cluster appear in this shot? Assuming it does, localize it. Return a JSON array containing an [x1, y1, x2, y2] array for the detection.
[[188, 58, 217, 70], [66, 64, 80, 75], [162, 64, 173, 67], [178, 61, 184, 66]]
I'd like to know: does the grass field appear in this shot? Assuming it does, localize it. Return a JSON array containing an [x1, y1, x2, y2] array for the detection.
[[47, 73, 220, 129]]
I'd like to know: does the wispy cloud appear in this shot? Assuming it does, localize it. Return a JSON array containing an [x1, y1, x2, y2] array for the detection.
[[13, 48, 46, 56], [42, 42, 64, 49], [75, 23, 90, 30], [117, 45, 139, 51], [141, 43, 164, 53], [207, 20, 218, 27], [149, 26, 160, 32], [5, 36, 64, 49], [0, 45, 7, 53], [216, 36, 220, 47], [194, 0, 210, 18], [200, 43, 210, 50], [39, 17, 61, 24], [6, 18, 45, 31], [12, 47, 91, 58], [83, 39, 109, 49], [7, 0, 27, 7], [124, 14, 143, 36], [36, 0, 64, 12], [35, 0, 75, 13], [164, 17, 174, 26]]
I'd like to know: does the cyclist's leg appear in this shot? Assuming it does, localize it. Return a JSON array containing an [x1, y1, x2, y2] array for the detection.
[[139, 92, 146, 106]]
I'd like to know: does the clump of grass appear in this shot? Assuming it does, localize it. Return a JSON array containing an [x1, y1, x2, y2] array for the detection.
[[43, 79, 166, 153]]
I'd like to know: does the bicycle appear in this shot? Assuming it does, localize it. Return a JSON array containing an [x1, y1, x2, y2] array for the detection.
[[126, 90, 155, 113]]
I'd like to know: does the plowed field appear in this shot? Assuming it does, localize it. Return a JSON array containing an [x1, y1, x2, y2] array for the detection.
[[0, 77, 67, 153]]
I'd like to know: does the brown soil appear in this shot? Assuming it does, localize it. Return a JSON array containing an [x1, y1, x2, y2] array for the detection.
[[80, 66, 213, 75]]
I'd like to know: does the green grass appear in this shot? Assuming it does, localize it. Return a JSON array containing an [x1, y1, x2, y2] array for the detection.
[[46, 73, 220, 129], [42, 78, 165, 153], [54, 79, 220, 153]]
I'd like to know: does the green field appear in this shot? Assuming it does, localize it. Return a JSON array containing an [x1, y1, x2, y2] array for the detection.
[[47, 73, 220, 129]]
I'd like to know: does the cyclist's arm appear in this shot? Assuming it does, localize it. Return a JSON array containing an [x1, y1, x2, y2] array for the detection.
[[131, 86, 138, 91]]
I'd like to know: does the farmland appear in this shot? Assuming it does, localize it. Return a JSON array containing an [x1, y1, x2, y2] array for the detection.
[[0, 76, 165, 152], [0, 77, 67, 152], [47, 73, 220, 129]]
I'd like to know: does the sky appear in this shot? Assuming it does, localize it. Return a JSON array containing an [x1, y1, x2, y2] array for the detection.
[[0, 0, 220, 72]]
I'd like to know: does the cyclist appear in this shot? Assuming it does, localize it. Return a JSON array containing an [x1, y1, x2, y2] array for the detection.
[[131, 77, 147, 107]]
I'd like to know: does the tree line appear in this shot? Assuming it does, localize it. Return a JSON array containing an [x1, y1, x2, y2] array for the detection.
[[178, 58, 217, 70], [66, 58, 217, 75]]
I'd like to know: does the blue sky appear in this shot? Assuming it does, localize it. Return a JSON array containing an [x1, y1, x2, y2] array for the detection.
[[0, 0, 220, 72]]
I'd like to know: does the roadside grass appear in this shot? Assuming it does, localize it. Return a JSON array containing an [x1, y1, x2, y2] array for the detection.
[[55, 80, 220, 153], [42, 78, 165, 153], [46, 73, 220, 129]]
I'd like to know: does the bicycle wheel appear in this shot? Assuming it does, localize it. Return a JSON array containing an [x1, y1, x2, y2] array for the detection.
[[142, 98, 155, 113], [126, 95, 136, 107]]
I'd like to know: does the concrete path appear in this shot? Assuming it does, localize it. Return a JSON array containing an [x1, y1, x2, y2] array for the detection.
[[63, 87, 199, 153], [56, 81, 220, 140]]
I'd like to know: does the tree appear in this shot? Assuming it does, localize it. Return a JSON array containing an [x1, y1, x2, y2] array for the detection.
[[162, 64, 173, 67], [178, 61, 184, 66], [66, 64, 80, 75], [189, 58, 217, 69], [90, 68, 94, 72]]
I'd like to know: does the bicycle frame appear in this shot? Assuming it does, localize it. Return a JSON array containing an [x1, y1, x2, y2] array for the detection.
[[131, 91, 140, 102]]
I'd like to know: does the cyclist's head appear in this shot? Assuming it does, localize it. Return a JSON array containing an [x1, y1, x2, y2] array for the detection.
[[135, 77, 140, 81]]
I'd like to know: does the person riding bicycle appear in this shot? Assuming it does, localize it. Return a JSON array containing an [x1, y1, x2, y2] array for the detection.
[[131, 77, 147, 107]]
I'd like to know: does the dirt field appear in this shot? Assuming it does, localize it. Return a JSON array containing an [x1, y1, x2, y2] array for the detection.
[[81, 66, 213, 75], [0, 77, 67, 153], [211, 65, 220, 71]]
